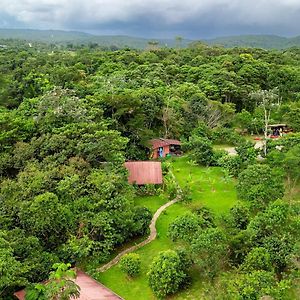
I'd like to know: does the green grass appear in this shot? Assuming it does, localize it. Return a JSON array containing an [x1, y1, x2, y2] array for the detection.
[[92, 157, 238, 299], [171, 157, 237, 216], [134, 194, 169, 214]]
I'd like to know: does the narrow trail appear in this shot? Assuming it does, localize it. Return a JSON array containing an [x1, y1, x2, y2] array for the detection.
[[98, 197, 179, 272], [98, 171, 181, 273]]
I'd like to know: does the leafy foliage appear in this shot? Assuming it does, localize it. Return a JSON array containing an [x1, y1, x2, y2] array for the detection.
[[119, 253, 141, 277], [237, 164, 284, 210], [148, 250, 187, 298]]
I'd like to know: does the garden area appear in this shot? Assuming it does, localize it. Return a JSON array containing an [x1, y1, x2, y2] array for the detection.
[[93, 156, 238, 299]]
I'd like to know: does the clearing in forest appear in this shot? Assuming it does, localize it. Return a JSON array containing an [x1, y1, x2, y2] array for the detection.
[[93, 156, 237, 300]]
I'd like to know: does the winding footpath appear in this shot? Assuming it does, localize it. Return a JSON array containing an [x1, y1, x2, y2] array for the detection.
[[98, 196, 180, 272]]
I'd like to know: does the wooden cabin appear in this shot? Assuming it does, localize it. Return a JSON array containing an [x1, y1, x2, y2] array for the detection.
[[124, 161, 163, 185], [149, 138, 181, 159]]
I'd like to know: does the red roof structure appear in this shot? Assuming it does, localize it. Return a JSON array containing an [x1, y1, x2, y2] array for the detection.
[[14, 270, 123, 300], [124, 161, 163, 185], [150, 138, 181, 150], [149, 138, 181, 159]]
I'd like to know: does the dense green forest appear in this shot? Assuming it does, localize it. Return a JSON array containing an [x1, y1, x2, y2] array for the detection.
[[2, 28, 300, 49], [0, 41, 300, 299]]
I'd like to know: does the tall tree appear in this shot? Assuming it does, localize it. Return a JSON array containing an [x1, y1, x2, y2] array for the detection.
[[250, 89, 279, 156]]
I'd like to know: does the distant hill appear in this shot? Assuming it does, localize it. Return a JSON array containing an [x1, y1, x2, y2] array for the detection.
[[205, 34, 300, 49], [0, 29, 300, 50], [0, 28, 192, 49]]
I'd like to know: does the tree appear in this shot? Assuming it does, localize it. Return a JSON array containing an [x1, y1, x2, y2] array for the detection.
[[282, 144, 300, 191], [191, 228, 228, 279], [237, 164, 284, 210], [250, 89, 279, 156], [240, 247, 273, 272], [175, 36, 183, 49], [0, 239, 27, 299], [167, 213, 201, 243], [229, 202, 250, 230], [247, 200, 298, 273], [18, 192, 72, 249], [25, 263, 80, 300], [119, 253, 141, 277], [184, 136, 215, 166], [283, 103, 300, 132], [148, 250, 187, 298], [226, 270, 291, 300]]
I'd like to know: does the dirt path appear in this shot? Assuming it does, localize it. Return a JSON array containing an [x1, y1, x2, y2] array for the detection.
[[223, 147, 237, 156], [98, 196, 179, 272]]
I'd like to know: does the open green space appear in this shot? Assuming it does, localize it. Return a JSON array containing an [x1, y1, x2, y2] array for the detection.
[[94, 157, 237, 299]]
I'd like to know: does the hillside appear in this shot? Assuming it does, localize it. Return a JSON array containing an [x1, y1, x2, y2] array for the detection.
[[0, 28, 191, 49], [1, 28, 300, 49], [205, 34, 300, 49]]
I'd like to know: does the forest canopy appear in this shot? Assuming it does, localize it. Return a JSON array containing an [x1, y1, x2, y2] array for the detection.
[[0, 41, 300, 299]]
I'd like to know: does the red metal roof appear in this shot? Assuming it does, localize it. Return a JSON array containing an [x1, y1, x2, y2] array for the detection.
[[149, 138, 181, 149], [14, 271, 123, 300], [124, 161, 163, 185]]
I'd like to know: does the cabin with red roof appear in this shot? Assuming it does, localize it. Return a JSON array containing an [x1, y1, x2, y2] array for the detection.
[[149, 138, 181, 159], [124, 161, 163, 185]]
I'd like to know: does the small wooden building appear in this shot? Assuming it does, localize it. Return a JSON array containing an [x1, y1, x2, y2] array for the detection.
[[124, 161, 163, 185], [268, 124, 292, 137], [149, 138, 181, 159]]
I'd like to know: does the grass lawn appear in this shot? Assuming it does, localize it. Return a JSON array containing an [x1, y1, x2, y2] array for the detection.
[[134, 194, 169, 214], [171, 156, 237, 216], [92, 156, 238, 299]]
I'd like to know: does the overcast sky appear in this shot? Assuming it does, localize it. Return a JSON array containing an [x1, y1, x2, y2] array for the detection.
[[1, 0, 300, 39]]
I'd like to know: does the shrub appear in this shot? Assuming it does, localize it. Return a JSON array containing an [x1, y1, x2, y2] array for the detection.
[[211, 128, 245, 146], [229, 202, 250, 230], [119, 253, 141, 277], [237, 164, 284, 210], [148, 250, 187, 298], [236, 140, 258, 164], [218, 155, 243, 177], [226, 270, 291, 300], [164, 173, 178, 199], [241, 247, 273, 272], [168, 213, 201, 242], [184, 136, 215, 166], [132, 206, 152, 236]]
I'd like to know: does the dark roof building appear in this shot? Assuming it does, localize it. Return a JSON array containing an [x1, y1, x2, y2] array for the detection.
[[124, 161, 163, 185]]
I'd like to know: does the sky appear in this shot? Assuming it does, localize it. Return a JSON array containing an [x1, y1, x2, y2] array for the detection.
[[0, 0, 300, 39]]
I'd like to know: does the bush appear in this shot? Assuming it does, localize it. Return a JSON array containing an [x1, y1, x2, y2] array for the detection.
[[164, 173, 178, 199], [218, 155, 243, 177], [184, 136, 215, 166], [193, 206, 216, 228], [237, 164, 284, 210], [241, 247, 273, 272], [211, 128, 245, 146], [168, 213, 201, 242], [236, 140, 258, 164], [134, 184, 161, 196], [119, 253, 141, 277], [132, 206, 152, 236], [229, 202, 250, 230], [226, 270, 291, 300], [148, 250, 187, 298]]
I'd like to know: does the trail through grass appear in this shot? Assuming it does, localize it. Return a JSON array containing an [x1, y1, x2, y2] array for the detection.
[[93, 157, 237, 299]]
